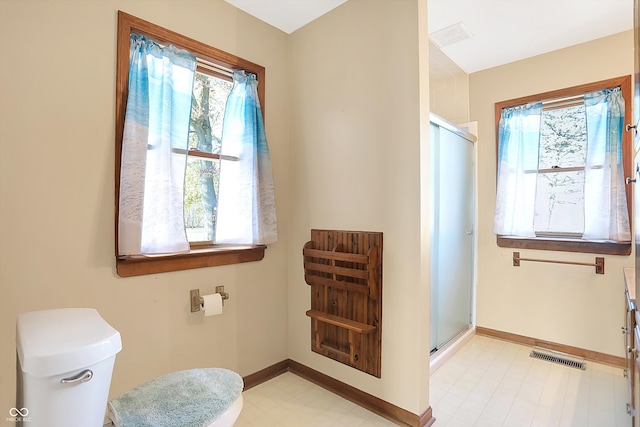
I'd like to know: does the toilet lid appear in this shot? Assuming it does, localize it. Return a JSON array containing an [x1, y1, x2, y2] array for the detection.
[[108, 368, 243, 427]]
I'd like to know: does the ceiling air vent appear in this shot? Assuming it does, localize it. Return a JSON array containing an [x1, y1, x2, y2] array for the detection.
[[430, 22, 474, 49]]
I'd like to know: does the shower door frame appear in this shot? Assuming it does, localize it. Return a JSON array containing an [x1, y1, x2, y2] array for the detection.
[[429, 113, 477, 356]]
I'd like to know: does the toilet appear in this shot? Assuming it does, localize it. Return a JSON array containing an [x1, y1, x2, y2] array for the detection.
[[16, 308, 243, 427], [107, 368, 243, 427]]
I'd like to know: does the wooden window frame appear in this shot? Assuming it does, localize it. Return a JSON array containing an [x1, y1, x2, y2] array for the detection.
[[494, 75, 633, 256], [115, 11, 267, 277]]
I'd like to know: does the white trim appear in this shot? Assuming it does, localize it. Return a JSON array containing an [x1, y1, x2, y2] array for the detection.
[[430, 326, 476, 375]]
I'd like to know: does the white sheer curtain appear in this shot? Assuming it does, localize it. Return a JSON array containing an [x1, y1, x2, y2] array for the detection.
[[583, 87, 630, 242], [118, 34, 196, 255], [493, 103, 543, 237], [215, 71, 278, 245]]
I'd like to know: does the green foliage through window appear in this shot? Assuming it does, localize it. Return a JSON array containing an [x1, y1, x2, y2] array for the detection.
[[534, 102, 587, 236], [185, 72, 233, 242]]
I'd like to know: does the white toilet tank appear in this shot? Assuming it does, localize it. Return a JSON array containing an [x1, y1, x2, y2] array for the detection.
[[16, 308, 122, 427]]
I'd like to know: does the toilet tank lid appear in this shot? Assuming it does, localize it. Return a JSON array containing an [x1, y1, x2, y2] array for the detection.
[[16, 308, 122, 377]]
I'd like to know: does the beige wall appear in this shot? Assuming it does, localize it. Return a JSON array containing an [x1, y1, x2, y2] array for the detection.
[[0, 0, 432, 419], [0, 0, 290, 414], [287, 0, 431, 414], [430, 42, 469, 125], [470, 30, 635, 357], [1, 0, 631, 421]]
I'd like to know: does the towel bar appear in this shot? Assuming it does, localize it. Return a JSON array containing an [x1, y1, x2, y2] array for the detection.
[[513, 251, 604, 274]]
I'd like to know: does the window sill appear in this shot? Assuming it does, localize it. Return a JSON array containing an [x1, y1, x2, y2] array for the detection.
[[116, 245, 266, 277], [497, 236, 631, 256]]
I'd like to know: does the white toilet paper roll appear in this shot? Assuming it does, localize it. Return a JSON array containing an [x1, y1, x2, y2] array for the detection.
[[202, 293, 223, 317]]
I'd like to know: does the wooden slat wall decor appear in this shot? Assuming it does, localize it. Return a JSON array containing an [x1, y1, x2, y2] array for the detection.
[[303, 229, 383, 377]]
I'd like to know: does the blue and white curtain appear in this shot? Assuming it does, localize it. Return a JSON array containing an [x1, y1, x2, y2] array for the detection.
[[493, 102, 542, 237], [493, 88, 630, 242], [118, 34, 196, 255], [583, 87, 630, 241], [215, 71, 278, 245]]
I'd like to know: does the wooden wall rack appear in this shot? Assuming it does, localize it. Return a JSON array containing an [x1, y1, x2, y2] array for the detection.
[[303, 229, 382, 377]]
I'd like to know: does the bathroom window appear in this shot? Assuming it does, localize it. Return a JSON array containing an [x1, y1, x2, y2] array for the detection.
[[115, 12, 270, 276], [494, 76, 632, 255], [184, 72, 233, 244]]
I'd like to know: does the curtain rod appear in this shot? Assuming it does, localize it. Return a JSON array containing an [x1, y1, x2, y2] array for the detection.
[[196, 58, 234, 79], [542, 94, 584, 111], [542, 94, 584, 104], [135, 31, 235, 79]]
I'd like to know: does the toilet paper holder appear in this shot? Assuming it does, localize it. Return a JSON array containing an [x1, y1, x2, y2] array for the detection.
[[190, 287, 229, 313]]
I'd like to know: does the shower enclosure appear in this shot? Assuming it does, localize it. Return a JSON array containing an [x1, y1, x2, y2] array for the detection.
[[429, 114, 476, 354]]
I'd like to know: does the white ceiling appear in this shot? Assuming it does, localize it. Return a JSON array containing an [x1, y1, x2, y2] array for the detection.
[[224, 0, 348, 34], [428, 0, 633, 73], [224, 0, 633, 73]]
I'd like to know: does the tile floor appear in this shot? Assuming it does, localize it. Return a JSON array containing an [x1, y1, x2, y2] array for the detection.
[[235, 372, 398, 426], [430, 335, 629, 427], [236, 335, 629, 426]]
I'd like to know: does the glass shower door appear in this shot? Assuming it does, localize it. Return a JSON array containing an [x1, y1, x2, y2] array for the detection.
[[429, 119, 474, 353]]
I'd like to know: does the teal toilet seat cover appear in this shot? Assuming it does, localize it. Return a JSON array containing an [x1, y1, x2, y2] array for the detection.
[[108, 368, 243, 427]]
